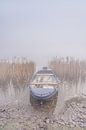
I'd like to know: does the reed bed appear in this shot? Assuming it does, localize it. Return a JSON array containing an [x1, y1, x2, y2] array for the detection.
[[49, 57, 86, 84], [0, 58, 35, 87]]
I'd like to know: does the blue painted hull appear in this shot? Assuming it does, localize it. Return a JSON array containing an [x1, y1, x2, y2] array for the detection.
[[30, 88, 58, 101]]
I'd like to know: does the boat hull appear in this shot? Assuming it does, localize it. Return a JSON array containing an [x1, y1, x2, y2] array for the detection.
[[30, 89, 58, 100]]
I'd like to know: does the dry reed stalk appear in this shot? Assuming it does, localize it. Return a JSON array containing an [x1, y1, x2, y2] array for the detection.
[[49, 57, 86, 84], [0, 58, 35, 87]]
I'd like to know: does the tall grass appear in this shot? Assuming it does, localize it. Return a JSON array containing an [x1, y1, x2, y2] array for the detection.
[[49, 57, 86, 84], [0, 58, 35, 88]]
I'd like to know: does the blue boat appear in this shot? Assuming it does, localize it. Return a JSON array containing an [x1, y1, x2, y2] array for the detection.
[[29, 67, 60, 104]]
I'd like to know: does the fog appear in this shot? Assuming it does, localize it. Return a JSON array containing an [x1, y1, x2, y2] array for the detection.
[[0, 0, 86, 67]]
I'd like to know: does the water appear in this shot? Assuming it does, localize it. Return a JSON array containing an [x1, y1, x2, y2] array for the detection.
[[0, 81, 86, 130]]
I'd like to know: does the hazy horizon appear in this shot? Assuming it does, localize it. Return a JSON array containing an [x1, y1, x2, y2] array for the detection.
[[0, 0, 86, 67]]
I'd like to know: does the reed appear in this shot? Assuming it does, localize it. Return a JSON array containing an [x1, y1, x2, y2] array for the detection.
[[49, 57, 86, 84], [0, 58, 35, 87]]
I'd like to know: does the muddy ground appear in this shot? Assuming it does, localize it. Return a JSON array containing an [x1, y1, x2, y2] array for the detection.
[[0, 83, 86, 130], [0, 96, 86, 129]]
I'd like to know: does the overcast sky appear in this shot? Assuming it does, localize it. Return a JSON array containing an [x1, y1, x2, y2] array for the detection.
[[0, 0, 86, 67]]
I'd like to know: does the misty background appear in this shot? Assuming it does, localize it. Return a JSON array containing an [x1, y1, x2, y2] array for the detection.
[[0, 0, 86, 68]]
